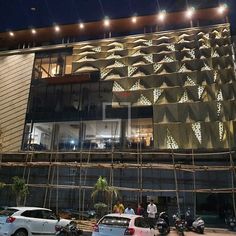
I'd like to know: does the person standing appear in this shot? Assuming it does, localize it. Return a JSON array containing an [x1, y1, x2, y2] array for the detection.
[[137, 203, 145, 217], [147, 199, 157, 228], [124, 204, 135, 215], [113, 200, 125, 214]]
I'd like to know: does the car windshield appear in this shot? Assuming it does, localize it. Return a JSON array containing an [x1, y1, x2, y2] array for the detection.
[[100, 216, 130, 227], [0, 209, 18, 216]]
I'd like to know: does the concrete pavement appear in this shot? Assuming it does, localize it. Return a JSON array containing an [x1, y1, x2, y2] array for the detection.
[[83, 229, 236, 236]]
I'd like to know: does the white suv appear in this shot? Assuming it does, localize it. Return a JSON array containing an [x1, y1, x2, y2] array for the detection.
[[0, 207, 75, 236]]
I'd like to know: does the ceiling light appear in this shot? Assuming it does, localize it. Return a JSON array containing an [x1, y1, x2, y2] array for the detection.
[[158, 10, 166, 21], [55, 25, 60, 32], [9, 31, 14, 37], [31, 29, 36, 34], [79, 23, 84, 29], [104, 18, 110, 27], [218, 4, 227, 14], [132, 16, 137, 23], [186, 7, 195, 18]]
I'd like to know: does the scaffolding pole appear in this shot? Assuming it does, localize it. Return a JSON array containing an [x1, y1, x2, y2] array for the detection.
[[192, 149, 197, 218], [172, 151, 180, 214], [229, 151, 236, 217]]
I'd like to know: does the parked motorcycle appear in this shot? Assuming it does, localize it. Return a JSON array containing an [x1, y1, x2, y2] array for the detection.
[[185, 208, 205, 234], [156, 211, 170, 235], [55, 222, 83, 236], [173, 214, 185, 236], [225, 214, 236, 231]]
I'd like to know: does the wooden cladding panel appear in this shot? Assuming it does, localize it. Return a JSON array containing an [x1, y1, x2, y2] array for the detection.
[[0, 54, 34, 152]]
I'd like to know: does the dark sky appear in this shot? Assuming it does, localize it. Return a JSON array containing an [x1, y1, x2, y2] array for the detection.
[[0, 0, 235, 33]]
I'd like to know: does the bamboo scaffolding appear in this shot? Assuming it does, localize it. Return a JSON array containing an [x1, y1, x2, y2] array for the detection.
[[0, 161, 235, 172], [7, 183, 232, 194], [1, 150, 234, 156]]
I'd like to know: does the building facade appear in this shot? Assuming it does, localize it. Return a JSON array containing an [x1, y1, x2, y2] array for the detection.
[[0, 17, 235, 222]]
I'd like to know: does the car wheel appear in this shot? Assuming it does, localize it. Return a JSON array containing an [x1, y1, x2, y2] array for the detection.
[[13, 229, 28, 236]]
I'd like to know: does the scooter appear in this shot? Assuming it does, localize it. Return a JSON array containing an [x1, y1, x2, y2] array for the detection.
[[173, 214, 185, 236], [185, 209, 205, 234], [225, 215, 236, 230], [156, 211, 170, 235], [55, 222, 83, 236]]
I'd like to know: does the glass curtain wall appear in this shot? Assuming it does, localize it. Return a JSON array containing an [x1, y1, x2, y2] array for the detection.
[[22, 119, 153, 151], [34, 54, 72, 79]]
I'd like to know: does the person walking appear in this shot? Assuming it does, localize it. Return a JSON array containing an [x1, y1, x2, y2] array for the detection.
[[147, 199, 157, 229]]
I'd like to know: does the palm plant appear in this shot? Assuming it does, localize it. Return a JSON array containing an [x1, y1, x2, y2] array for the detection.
[[91, 176, 119, 217]]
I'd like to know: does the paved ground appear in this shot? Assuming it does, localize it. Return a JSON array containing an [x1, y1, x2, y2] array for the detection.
[[82, 228, 236, 236], [77, 220, 236, 235]]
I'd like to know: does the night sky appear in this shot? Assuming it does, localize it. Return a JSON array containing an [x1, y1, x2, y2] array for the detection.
[[0, 0, 235, 33]]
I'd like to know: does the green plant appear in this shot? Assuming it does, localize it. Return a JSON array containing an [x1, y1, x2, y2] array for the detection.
[[94, 202, 108, 218], [0, 182, 5, 189], [91, 176, 119, 217], [11, 176, 29, 206], [91, 176, 118, 202]]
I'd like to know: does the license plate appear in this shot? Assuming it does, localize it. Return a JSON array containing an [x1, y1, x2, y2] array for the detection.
[[230, 223, 235, 226], [158, 226, 162, 229]]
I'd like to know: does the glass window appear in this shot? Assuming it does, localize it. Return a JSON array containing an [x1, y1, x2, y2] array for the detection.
[[21, 210, 43, 219], [58, 123, 80, 151], [83, 120, 121, 149], [23, 123, 53, 151], [100, 216, 130, 227], [34, 53, 72, 79], [0, 209, 18, 216], [34, 58, 42, 79], [41, 58, 51, 78], [42, 210, 57, 220], [65, 56, 72, 74], [126, 118, 153, 149]]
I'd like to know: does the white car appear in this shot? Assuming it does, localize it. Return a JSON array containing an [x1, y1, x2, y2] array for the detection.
[[0, 206, 74, 236], [92, 213, 158, 236]]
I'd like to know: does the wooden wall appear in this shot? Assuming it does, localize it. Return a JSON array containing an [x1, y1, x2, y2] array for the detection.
[[0, 54, 34, 152]]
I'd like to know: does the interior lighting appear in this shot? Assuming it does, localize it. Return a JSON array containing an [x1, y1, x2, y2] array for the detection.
[[186, 7, 195, 18], [9, 31, 14, 37], [132, 16, 137, 23], [54, 25, 60, 32], [104, 18, 110, 27], [218, 4, 227, 14], [79, 23, 84, 29], [31, 29, 36, 34], [158, 10, 166, 21]]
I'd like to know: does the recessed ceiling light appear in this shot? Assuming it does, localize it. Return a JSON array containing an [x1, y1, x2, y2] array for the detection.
[[55, 25, 60, 32], [104, 18, 110, 27], [186, 7, 195, 18], [132, 16, 137, 23], [218, 4, 227, 14], [79, 23, 84, 29], [9, 31, 14, 37], [158, 10, 166, 21], [31, 29, 36, 34]]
